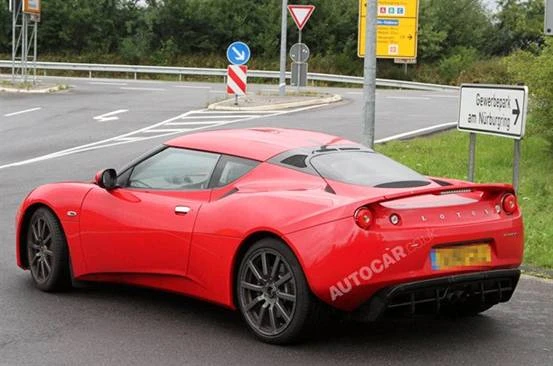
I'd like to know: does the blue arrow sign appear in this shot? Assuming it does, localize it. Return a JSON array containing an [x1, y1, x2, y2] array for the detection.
[[226, 41, 251, 65]]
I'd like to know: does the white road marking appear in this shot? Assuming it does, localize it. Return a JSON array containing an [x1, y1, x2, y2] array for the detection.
[[4, 107, 42, 117], [195, 110, 275, 114], [178, 115, 262, 119], [89, 82, 128, 86], [165, 121, 224, 126], [0, 104, 451, 171], [385, 96, 431, 101], [375, 122, 457, 144], [166, 121, 236, 125], [120, 87, 165, 92], [116, 137, 147, 142], [93, 109, 129, 122], [0, 104, 324, 170], [142, 128, 189, 134]]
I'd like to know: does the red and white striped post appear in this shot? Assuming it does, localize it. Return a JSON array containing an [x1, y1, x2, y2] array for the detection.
[[226, 65, 248, 105]]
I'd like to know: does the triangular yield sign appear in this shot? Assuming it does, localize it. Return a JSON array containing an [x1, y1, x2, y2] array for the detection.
[[287, 5, 315, 31]]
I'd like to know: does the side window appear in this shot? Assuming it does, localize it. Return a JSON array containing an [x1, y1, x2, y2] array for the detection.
[[211, 155, 259, 188], [127, 147, 220, 190]]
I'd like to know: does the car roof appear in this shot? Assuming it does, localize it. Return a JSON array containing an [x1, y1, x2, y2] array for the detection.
[[164, 128, 362, 161]]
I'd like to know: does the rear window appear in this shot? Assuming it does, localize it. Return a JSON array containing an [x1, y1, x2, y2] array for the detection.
[[309, 151, 430, 188]]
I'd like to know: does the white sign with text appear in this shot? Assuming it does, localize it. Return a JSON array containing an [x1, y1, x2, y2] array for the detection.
[[458, 84, 528, 139]]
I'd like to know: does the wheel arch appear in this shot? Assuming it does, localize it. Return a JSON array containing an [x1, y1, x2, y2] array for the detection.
[[230, 230, 309, 308]]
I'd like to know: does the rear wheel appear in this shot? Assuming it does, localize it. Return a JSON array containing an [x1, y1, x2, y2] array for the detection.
[[26, 208, 71, 292], [237, 238, 318, 344]]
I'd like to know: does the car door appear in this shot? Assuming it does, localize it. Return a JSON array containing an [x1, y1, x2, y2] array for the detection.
[[79, 147, 221, 276]]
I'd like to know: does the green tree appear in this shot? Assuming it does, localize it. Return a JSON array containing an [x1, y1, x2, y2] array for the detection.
[[417, 0, 493, 61], [490, 0, 544, 55]]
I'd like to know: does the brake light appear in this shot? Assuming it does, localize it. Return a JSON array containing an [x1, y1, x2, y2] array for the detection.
[[354, 207, 373, 230], [501, 193, 517, 214]]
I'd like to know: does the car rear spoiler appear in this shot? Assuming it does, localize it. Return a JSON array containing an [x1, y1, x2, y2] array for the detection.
[[366, 183, 515, 205]]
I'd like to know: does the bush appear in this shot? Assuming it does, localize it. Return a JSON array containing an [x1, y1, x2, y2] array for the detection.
[[505, 39, 553, 150], [438, 47, 479, 84], [456, 58, 514, 85]]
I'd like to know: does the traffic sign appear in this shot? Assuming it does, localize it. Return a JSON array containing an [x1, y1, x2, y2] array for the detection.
[[226, 41, 251, 65], [289, 43, 310, 63], [23, 0, 41, 15], [394, 58, 416, 64], [458, 84, 528, 140], [226, 65, 248, 96], [287, 5, 315, 31], [358, 0, 419, 59]]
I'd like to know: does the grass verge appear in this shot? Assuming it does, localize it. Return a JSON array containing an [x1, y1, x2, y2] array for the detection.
[[376, 126, 553, 269]]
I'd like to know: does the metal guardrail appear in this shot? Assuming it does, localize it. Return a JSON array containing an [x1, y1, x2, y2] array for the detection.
[[0, 60, 459, 92]]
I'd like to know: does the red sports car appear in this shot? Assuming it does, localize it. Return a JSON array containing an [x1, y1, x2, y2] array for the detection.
[[16, 128, 523, 344]]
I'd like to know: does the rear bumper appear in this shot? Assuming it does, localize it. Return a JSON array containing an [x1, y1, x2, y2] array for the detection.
[[287, 213, 523, 311], [351, 269, 520, 321]]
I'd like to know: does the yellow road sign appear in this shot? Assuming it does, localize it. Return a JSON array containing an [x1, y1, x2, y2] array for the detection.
[[23, 0, 41, 15], [358, 0, 419, 59]]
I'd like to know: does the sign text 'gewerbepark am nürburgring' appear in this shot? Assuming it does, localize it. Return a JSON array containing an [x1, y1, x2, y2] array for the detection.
[[458, 84, 528, 140]]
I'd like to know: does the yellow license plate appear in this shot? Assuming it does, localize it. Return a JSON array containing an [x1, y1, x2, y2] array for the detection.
[[431, 244, 492, 270]]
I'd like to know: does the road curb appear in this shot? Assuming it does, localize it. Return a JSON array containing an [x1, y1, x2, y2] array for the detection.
[[521, 264, 553, 280], [208, 93, 342, 111], [0, 84, 67, 94]]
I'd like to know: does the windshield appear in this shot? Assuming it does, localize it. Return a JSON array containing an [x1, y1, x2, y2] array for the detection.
[[309, 151, 431, 188]]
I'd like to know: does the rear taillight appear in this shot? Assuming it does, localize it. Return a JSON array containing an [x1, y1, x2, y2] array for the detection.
[[354, 207, 373, 230], [501, 193, 517, 214]]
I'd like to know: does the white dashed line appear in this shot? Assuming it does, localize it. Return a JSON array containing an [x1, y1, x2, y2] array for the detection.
[[93, 109, 129, 122], [4, 107, 42, 117]]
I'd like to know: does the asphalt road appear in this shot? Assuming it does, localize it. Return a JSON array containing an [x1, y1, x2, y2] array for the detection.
[[1, 77, 551, 366]]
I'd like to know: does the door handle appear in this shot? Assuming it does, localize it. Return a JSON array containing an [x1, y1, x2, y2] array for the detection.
[[175, 206, 191, 215]]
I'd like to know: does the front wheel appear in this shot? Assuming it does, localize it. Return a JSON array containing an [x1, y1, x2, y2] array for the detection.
[[236, 238, 319, 344], [26, 208, 71, 292]]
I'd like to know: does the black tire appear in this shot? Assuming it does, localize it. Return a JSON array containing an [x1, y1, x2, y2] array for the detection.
[[26, 208, 71, 292], [236, 238, 319, 344]]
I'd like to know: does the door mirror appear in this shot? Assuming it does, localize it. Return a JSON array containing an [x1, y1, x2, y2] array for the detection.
[[94, 169, 118, 190]]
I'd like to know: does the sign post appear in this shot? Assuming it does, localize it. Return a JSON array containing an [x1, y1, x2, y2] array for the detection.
[[279, 0, 288, 96], [287, 5, 315, 91], [11, 0, 40, 84], [226, 41, 251, 105], [546, 0, 553, 35], [458, 84, 528, 192], [290, 43, 310, 87]]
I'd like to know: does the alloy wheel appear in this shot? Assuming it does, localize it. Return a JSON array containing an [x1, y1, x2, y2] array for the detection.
[[28, 215, 55, 284], [239, 248, 297, 337]]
